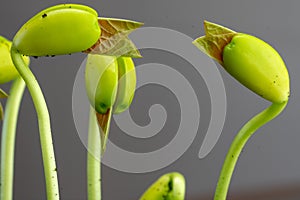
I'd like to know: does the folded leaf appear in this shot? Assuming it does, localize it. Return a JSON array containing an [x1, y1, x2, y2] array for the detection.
[[84, 18, 143, 58]]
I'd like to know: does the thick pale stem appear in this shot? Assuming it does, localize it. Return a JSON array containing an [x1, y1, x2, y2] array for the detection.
[[87, 107, 101, 200], [214, 102, 287, 200], [10, 47, 60, 200], [0, 77, 25, 200]]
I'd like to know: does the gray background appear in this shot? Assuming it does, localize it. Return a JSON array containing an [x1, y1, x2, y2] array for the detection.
[[1, 0, 300, 199]]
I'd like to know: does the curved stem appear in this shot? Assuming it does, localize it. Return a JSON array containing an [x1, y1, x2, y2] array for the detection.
[[10, 47, 60, 200], [87, 107, 101, 200], [214, 101, 288, 200], [0, 77, 25, 200]]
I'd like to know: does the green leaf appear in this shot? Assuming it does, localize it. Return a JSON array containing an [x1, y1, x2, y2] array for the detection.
[[0, 88, 8, 98], [193, 20, 237, 64], [0, 103, 3, 120], [84, 18, 143, 58]]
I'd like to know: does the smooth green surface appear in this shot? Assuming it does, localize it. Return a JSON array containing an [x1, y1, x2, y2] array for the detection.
[[0, 77, 25, 200], [10, 48, 60, 200], [223, 34, 290, 103], [140, 172, 185, 200], [87, 108, 101, 200], [0, 36, 29, 84], [85, 54, 118, 114], [214, 102, 287, 200], [113, 57, 136, 114], [13, 4, 100, 56]]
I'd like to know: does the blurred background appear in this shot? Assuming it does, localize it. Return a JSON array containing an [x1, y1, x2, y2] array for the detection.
[[1, 0, 300, 199]]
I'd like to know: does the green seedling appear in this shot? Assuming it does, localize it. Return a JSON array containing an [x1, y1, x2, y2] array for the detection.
[[85, 54, 138, 200], [193, 21, 289, 103], [0, 36, 29, 200], [139, 172, 186, 200], [85, 55, 137, 153], [6, 3, 143, 200], [193, 21, 290, 200], [10, 4, 103, 200], [84, 17, 142, 155], [85, 54, 118, 156], [84, 18, 141, 200]]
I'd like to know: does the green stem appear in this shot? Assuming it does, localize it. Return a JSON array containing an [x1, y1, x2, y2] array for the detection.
[[214, 101, 287, 200], [10, 47, 60, 200], [0, 77, 25, 200], [87, 107, 101, 200]]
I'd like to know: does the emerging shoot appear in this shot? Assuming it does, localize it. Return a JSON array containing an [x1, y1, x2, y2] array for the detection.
[[193, 21, 290, 200]]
